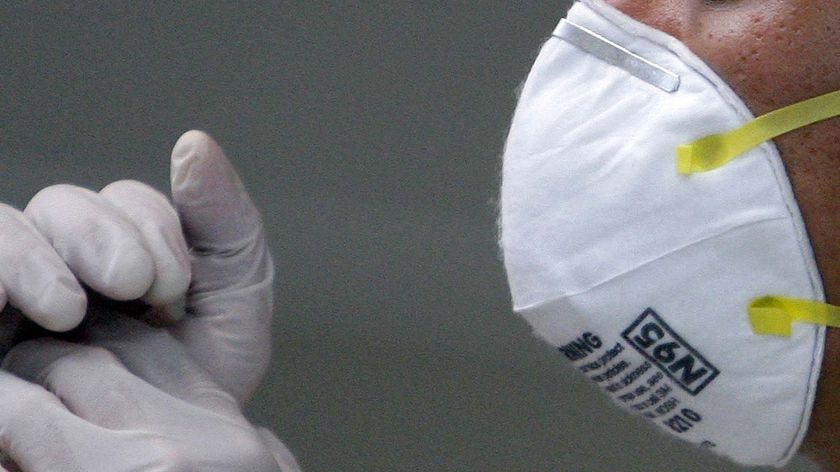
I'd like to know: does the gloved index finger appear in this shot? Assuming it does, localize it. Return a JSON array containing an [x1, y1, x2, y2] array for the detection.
[[100, 180, 191, 308], [0, 204, 86, 332], [24, 184, 155, 302]]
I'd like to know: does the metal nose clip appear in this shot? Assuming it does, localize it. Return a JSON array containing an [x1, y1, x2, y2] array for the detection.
[[554, 19, 681, 93]]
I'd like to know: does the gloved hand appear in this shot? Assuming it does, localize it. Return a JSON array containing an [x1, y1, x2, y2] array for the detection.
[[0, 130, 297, 469], [1, 130, 273, 404], [0, 313, 299, 472]]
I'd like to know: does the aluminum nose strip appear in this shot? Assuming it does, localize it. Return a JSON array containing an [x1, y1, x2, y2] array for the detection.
[[554, 19, 681, 93]]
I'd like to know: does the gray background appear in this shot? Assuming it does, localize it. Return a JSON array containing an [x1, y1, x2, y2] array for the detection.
[[0, 2, 819, 471]]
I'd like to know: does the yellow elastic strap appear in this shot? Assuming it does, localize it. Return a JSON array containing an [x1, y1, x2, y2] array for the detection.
[[677, 89, 840, 174], [748, 295, 840, 337]]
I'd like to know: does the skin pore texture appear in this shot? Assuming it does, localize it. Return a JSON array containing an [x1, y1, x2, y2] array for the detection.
[[603, 0, 840, 469]]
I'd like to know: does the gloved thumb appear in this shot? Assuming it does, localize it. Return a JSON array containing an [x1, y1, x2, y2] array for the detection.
[[169, 130, 274, 404]]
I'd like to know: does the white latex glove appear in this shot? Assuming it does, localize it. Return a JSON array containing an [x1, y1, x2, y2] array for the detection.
[[166, 129, 275, 403], [0, 176, 192, 334], [4, 129, 273, 404], [0, 130, 296, 468], [0, 313, 300, 472]]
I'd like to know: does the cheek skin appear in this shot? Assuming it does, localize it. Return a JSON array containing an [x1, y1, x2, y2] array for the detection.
[[609, 0, 839, 113], [687, 0, 839, 113]]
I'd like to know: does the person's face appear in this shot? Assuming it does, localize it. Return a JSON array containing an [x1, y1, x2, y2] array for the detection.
[[605, 0, 840, 466]]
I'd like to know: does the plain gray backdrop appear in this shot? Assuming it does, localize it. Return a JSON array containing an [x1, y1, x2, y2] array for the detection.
[[0, 2, 819, 471]]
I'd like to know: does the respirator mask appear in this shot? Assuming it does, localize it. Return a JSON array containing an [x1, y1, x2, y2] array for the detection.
[[500, 0, 840, 466]]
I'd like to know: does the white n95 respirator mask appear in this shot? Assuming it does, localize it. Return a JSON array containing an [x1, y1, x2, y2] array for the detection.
[[499, 0, 840, 467]]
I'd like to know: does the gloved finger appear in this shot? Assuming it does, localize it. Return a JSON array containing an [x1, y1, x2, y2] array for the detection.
[[0, 204, 86, 332], [24, 184, 156, 302], [0, 370, 101, 471], [2, 339, 167, 430], [99, 180, 191, 308], [80, 312, 240, 417], [169, 130, 274, 403], [0, 369, 175, 471]]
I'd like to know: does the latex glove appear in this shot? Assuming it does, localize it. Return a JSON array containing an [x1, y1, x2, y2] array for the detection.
[[0, 313, 300, 472], [7, 130, 273, 404], [166, 129, 275, 403], [0, 177, 191, 332], [0, 130, 298, 469], [0, 178, 192, 351]]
